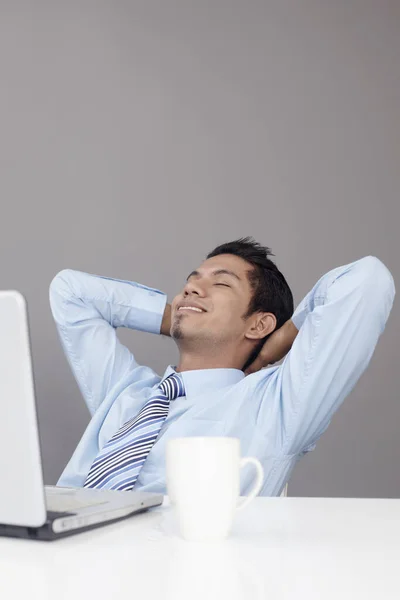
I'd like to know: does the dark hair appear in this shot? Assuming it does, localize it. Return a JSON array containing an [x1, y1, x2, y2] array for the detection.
[[207, 237, 294, 371]]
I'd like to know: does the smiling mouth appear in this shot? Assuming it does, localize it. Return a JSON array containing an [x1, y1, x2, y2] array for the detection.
[[177, 306, 205, 313]]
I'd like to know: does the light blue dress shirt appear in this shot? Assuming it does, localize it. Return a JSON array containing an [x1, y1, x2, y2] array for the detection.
[[50, 256, 395, 496]]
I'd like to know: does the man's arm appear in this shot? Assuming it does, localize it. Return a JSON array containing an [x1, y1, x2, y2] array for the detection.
[[245, 318, 299, 374], [255, 256, 395, 455], [49, 270, 167, 416]]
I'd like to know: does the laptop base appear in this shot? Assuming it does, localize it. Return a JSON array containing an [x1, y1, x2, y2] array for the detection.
[[0, 506, 149, 541]]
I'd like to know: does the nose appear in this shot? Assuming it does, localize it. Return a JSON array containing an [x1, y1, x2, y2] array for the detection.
[[183, 278, 206, 298]]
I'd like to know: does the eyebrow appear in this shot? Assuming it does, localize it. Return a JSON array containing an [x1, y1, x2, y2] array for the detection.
[[186, 269, 241, 282]]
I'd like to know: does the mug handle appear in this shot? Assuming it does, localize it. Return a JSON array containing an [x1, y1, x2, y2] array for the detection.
[[237, 457, 264, 511]]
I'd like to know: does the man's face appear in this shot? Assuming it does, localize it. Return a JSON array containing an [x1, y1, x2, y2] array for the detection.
[[170, 254, 255, 347]]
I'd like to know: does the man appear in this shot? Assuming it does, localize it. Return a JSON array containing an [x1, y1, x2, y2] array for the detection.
[[50, 238, 395, 495]]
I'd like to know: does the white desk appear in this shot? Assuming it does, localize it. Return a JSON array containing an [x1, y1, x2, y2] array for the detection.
[[0, 497, 399, 600]]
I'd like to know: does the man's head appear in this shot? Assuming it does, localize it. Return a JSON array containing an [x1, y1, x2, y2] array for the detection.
[[170, 237, 294, 371]]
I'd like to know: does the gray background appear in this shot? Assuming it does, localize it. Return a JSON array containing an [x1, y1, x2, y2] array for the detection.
[[0, 1, 398, 497]]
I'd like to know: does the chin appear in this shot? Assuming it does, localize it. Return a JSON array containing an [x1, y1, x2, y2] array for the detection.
[[171, 326, 194, 341], [171, 322, 205, 343], [171, 325, 183, 340], [171, 319, 189, 340]]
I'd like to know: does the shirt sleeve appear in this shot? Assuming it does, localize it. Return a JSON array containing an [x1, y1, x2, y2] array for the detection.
[[257, 256, 395, 455], [49, 269, 167, 416]]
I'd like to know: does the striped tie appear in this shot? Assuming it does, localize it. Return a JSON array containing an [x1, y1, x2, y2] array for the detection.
[[83, 373, 185, 491]]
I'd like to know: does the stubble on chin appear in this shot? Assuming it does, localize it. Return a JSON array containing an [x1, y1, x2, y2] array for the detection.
[[171, 315, 184, 340]]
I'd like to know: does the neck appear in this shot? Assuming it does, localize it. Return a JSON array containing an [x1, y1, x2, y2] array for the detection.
[[175, 345, 248, 373]]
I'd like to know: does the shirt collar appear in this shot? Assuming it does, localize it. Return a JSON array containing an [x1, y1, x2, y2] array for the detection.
[[161, 365, 245, 400]]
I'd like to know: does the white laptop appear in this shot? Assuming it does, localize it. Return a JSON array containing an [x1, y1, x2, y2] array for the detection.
[[0, 290, 163, 541]]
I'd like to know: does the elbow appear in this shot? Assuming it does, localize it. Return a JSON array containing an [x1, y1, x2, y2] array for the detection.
[[49, 269, 78, 319], [358, 256, 395, 325], [49, 269, 75, 299], [359, 256, 395, 298]]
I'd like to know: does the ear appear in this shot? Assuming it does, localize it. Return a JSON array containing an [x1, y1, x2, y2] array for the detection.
[[245, 312, 277, 341]]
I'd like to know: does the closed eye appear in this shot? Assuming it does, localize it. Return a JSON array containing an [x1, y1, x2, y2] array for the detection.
[[215, 283, 230, 287]]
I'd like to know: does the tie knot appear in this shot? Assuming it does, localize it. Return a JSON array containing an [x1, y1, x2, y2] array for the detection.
[[159, 373, 185, 401]]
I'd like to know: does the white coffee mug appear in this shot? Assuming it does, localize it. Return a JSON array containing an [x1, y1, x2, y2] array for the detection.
[[166, 437, 264, 541]]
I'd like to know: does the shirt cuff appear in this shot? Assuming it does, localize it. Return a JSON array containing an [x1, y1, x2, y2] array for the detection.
[[291, 297, 310, 330], [144, 288, 168, 334], [98, 277, 168, 334]]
